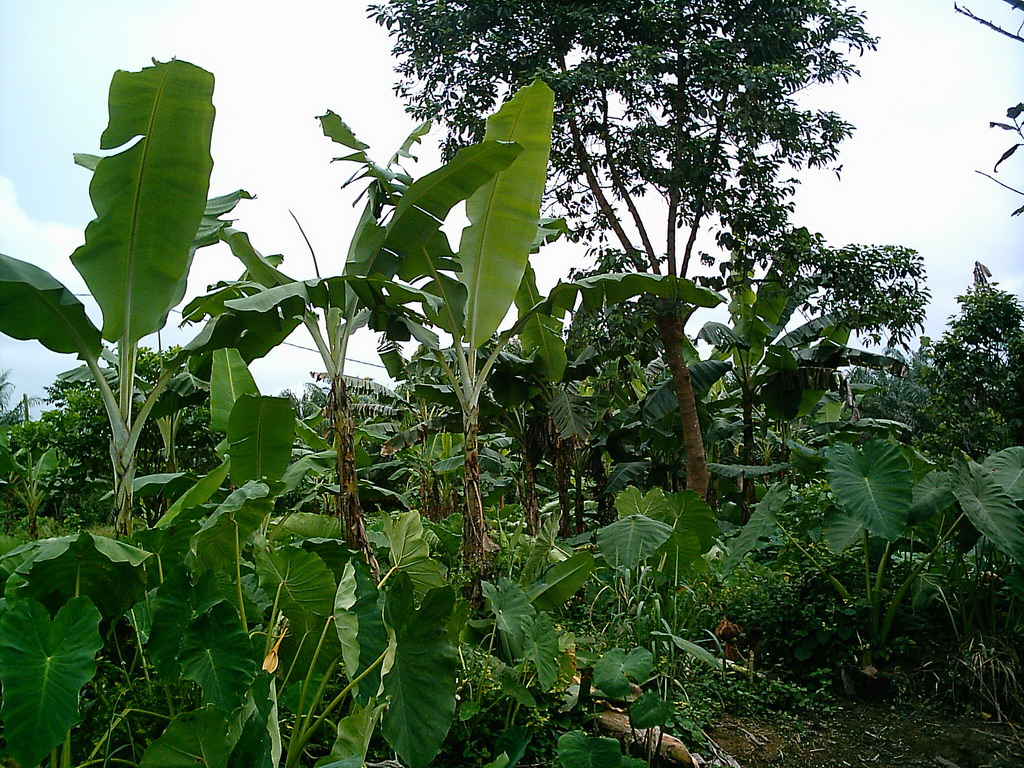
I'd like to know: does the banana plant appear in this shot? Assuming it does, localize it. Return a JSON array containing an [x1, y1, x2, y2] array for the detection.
[[0, 60, 228, 533], [0, 430, 58, 540], [357, 83, 722, 594], [183, 109, 528, 576], [698, 268, 906, 519]]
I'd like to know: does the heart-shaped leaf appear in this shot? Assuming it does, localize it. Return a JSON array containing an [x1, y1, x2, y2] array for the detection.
[[0, 597, 102, 768], [381, 575, 458, 768], [824, 440, 911, 541]]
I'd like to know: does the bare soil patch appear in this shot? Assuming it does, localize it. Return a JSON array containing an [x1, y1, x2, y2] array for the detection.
[[700, 703, 1024, 768]]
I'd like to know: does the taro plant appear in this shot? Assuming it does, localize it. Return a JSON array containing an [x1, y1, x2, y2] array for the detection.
[[591, 485, 719, 683], [723, 440, 1024, 664], [0, 409, 463, 767]]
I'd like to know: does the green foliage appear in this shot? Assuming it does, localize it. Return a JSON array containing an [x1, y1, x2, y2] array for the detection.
[[70, 60, 214, 345], [557, 731, 624, 768], [227, 395, 295, 485], [593, 646, 653, 698], [0, 597, 102, 768], [922, 285, 1024, 456], [372, 0, 876, 255], [139, 705, 233, 768], [596, 514, 672, 570], [381, 575, 459, 768], [823, 439, 912, 541], [3, 40, 1024, 768]]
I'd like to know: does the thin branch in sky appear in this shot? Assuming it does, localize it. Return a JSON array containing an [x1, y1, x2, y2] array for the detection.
[[954, 3, 1024, 43], [976, 169, 1024, 196]]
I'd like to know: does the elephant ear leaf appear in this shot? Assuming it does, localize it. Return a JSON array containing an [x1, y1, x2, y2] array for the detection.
[[824, 439, 911, 541], [139, 704, 233, 768], [951, 455, 1024, 564], [0, 253, 103, 360], [70, 59, 215, 345], [0, 597, 103, 768], [381, 575, 459, 768], [596, 515, 672, 570], [983, 446, 1024, 502]]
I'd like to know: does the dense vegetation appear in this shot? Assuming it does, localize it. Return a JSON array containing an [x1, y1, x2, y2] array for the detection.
[[0, 2, 1021, 767]]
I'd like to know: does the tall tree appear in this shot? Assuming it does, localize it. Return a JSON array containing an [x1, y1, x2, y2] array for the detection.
[[371, 0, 878, 498], [922, 283, 1024, 456]]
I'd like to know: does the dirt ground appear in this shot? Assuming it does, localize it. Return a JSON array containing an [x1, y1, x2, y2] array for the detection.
[[699, 702, 1024, 768]]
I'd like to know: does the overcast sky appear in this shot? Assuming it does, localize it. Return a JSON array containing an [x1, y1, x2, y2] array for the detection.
[[0, 0, 1021, 408]]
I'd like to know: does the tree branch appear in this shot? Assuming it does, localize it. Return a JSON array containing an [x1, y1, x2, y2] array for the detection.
[[566, 114, 643, 265], [680, 115, 725, 278], [954, 3, 1024, 43], [600, 93, 661, 274], [976, 169, 1024, 195]]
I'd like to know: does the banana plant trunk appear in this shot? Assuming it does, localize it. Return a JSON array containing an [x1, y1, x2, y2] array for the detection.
[[654, 306, 711, 500], [462, 403, 495, 599], [590, 451, 614, 526], [741, 393, 756, 523], [573, 447, 586, 533], [329, 374, 379, 579], [522, 455, 540, 535], [554, 433, 573, 537], [112, 448, 136, 536]]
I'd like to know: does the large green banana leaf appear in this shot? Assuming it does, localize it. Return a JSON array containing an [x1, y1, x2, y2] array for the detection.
[[514, 263, 566, 381], [227, 395, 295, 485], [210, 348, 259, 432], [0, 253, 102, 359], [527, 551, 595, 611], [70, 59, 215, 345], [459, 81, 554, 347], [379, 140, 522, 281], [0, 597, 103, 768]]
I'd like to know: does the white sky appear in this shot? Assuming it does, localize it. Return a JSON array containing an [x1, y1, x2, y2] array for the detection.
[[0, 0, 1022, 407]]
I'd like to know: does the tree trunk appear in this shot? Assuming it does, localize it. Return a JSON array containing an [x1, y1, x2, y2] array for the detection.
[[740, 393, 756, 523], [573, 448, 586, 534], [329, 374, 379, 580], [462, 404, 495, 602], [522, 454, 540, 535], [654, 306, 711, 500], [554, 433, 573, 537]]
